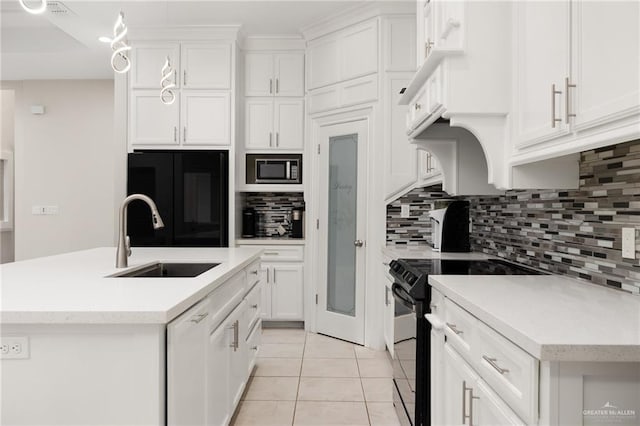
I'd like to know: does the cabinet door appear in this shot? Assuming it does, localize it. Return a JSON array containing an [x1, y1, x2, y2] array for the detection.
[[260, 265, 272, 319], [442, 343, 478, 426], [385, 76, 417, 198], [245, 53, 274, 97], [474, 380, 525, 426], [271, 263, 303, 320], [227, 301, 248, 413], [167, 298, 211, 426], [571, 1, 640, 132], [207, 320, 231, 426], [307, 38, 339, 90], [274, 53, 305, 97], [131, 43, 180, 89], [340, 20, 378, 82], [181, 91, 230, 146], [513, 0, 571, 147], [181, 43, 231, 89], [274, 99, 304, 150], [130, 90, 179, 146], [245, 99, 274, 149]]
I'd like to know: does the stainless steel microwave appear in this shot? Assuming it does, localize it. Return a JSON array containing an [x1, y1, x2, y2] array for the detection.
[[246, 154, 302, 184]]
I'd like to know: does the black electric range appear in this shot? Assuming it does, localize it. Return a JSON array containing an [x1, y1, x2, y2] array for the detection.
[[387, 258, 545, 426]]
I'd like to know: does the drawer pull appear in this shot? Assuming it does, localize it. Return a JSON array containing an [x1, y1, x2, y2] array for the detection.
[[446, 322, 464, 335], [251, 346, 258, 351], [263, 251, 279, 256], [482, 355, 510, 375], [229, 320, 239, 351], [250, 270, 259, 275], [190, 312, 208, 324], [251, 304, 258, 309]]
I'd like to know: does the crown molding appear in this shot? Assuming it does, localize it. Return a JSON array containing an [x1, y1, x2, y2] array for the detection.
[[129, 25, 242, 42]]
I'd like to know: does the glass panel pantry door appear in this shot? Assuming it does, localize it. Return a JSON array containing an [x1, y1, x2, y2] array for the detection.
[[316, 119, 367, 345]]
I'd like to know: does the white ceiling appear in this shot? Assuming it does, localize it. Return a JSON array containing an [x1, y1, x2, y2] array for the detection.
[[1, 0, 401, 80]]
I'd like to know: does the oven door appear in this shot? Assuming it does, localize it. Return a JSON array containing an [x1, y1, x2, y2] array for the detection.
[[391, 283, 417, 426]]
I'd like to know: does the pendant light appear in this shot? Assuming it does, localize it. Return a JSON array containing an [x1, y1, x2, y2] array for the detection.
[[18, 0, 47, 14], [99, 11, 131, 74], [160, 57, 176, 105]]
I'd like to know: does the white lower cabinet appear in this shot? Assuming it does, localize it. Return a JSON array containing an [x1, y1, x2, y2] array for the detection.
[[443, 344, 524, 426], [264, 263, 304, 320], [168, 261, 263, 426]]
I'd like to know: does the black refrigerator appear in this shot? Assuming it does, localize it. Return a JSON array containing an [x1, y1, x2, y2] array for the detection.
[[127, 150, 229, 247]]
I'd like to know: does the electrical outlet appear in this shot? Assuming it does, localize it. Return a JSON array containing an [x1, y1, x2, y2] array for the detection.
[[0, 337, 29, 360], [622, 228, 636, 260], [401, 205, 410, 218]]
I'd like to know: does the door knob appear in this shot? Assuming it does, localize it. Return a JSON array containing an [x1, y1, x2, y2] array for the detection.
[[354, 240, 364, 247]]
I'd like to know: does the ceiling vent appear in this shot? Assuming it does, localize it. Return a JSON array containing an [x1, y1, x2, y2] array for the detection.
[[47, 1, 72, 15]]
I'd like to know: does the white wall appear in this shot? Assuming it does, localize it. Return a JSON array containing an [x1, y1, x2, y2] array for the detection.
[[14, 80, 116, 261], [1, 89, 16, 263]]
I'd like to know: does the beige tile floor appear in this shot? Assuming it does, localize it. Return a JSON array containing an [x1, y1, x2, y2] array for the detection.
[[231, 328, 401, 426]]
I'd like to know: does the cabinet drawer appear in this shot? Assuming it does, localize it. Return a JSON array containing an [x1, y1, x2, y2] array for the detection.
[[260, 246, 304, 262], [443, 298, 477, 357], [246, 259, 261, 287], [207, 270, 246, 331], [244, 281, 262, 336], [246, 319, 262, 374], [476, 321, 538, 424]]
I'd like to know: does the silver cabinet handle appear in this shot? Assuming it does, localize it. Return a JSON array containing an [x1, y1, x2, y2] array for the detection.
[[266, 268, 269, 284], [414, 103, 422, 111], [276, 78, 279, 94], [190, 312, 208, 324], [250, 346, 258, 351], [263, 251, 279, 255], [250, 270, 259, 275], [183, 70, 187, 86], [385, 286, 390, 306], [276, 132, 279, 147], [229, 320, 239, 351], [446, 323, 463, 335], [565, 77, 576, 123], [551, 84, 562, 128], [469, 387, 479, 426], [251, 304, 258, 309], [482, 355, 510, 374], [462, 380, 470, 424], [183, 127, 186, 142], [269, 132, 272, 147], [174, 126, 177, 142], [269, 78, 273, 94], [354, 240, 364, 247], [425, 39, 435, 57]]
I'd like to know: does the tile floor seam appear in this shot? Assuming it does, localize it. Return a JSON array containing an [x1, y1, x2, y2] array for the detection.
[[355, 345, 374, 426], [291, 332, 307, 425]]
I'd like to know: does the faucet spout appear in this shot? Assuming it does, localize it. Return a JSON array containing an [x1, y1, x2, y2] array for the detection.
[[116, 194, 165, 268]]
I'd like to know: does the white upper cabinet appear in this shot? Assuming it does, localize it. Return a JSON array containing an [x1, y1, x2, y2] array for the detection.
[[181, 91, 230, 146], [307, 20, 378, 90], [130, 90, 180, 146], [245, 52, 304, 97], [244, 98, 304, 150], [181, 43, 231, 89], [570, 1, 640, 132], [512, 0, 640, 152], [513, 1, 572, 147], [131, 43, 180, 89]]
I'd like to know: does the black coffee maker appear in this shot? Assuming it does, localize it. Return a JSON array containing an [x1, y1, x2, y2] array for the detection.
[[242, 208, 257, 238], [290, 207, 304, 238]]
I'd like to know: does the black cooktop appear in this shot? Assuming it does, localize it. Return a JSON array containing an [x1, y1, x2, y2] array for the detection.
[[389, 258, 545, 301]]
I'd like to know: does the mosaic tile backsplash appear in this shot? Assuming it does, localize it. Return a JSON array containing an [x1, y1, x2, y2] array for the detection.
[[243, 192, 305, 237], [387, 139, 640, 294]]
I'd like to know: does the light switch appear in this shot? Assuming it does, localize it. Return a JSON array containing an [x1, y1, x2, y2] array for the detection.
[[401, 205, 410, 218], [622, 228, 636, 259]]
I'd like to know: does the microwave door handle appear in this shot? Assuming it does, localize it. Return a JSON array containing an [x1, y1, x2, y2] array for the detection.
[[286, 162, 291, 179]]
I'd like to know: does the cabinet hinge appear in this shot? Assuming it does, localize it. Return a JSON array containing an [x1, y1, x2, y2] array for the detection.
[[315, 294, 318, 304], [317, 144, 320, 154]]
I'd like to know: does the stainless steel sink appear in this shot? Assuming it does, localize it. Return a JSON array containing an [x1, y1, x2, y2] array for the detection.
[[109, 262, 219, 278]]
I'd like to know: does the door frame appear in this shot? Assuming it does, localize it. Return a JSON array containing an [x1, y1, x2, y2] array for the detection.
[[305, 106, 376, 344]]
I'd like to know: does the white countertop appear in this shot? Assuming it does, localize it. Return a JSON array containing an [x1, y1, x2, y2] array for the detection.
[[429, 274, 640, 362], [0, 247, 262, 325], [382, 244, 490, 260], [236, 238, 305, 246]]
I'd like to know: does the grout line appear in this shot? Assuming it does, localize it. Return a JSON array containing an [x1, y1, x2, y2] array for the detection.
[[354, 346, 373, 425], [291, 331, 307, 426]]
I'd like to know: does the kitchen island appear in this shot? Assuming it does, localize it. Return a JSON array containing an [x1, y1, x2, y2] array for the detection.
[[0, 247, 263, 426]]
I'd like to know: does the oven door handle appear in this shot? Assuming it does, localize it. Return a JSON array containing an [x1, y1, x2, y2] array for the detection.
[[391, 283, 415, 310]]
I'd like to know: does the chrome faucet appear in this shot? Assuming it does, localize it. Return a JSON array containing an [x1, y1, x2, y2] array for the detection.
[[116, 194, 164, 268]]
